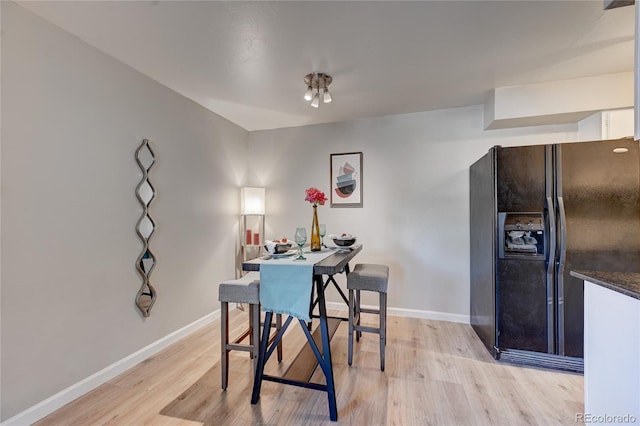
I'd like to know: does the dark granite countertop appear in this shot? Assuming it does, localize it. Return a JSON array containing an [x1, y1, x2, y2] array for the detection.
[[570, 270, 640, 300]]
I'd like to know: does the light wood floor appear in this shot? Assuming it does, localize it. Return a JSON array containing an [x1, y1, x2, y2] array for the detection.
[[35, 309, 583, 425]]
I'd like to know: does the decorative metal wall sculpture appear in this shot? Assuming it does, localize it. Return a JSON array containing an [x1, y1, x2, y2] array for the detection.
[[135, 139, 157, 317]]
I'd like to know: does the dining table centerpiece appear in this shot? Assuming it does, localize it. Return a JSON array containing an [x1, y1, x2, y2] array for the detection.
[[305, 187, 327, 251]]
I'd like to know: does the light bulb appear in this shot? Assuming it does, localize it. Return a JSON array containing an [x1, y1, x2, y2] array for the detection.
[[311, 92, 320, 108], [323, 88, 332, 103], [304, 86, 313, 101]]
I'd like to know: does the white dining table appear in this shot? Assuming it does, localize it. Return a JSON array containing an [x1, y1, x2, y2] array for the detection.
[[242, 244, 362, 422]]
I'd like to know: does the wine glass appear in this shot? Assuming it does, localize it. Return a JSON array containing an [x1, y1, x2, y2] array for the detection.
[[319, 224, 327, 248], [294, 227, 307, 260]]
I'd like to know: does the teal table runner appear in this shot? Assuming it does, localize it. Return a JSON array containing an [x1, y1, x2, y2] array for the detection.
[[259, 250, 334, 321]]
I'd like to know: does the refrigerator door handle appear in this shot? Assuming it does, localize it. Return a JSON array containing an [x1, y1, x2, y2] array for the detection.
[[545, 196, 557, 277], [545, 144, 556, 354], [545, 195, 556, 353], [556, 195, 567, 355]]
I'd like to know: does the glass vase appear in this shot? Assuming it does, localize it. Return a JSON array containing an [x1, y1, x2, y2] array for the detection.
[[310, 205, 321, 251]]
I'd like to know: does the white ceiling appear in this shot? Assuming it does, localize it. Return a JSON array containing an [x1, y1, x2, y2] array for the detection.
[[16, 0, 636, 131]]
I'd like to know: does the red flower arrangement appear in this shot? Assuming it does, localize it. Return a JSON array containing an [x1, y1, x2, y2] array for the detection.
[[305, 187, 327, 207]]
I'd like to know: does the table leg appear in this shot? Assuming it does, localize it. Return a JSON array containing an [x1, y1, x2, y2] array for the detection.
[[251, 311, 273, 404], [314, 274, 338, 421], [310, 263, 353, 323], [311, 274, 350, 311], [276, 313, 283, 362], [356, 289, 362, 341]]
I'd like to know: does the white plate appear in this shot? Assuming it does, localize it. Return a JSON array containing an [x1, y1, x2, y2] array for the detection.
[[268, 250, 297, 258]]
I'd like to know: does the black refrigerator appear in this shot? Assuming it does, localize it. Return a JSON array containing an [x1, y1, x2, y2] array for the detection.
[[470, 139, 640, 372]]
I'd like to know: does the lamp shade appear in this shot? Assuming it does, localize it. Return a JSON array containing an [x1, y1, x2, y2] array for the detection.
[[304, 86, 313, 101], [310, 92, 320, 108], [323, 87, 332, 103], [241, 187, 265, 215]]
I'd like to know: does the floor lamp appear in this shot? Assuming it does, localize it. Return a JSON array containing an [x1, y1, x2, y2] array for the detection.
[[241, 187, 266, 268]]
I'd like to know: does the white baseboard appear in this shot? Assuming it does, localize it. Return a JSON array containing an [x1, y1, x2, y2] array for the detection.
[[325, 301, 470, 324], [1, 311, 220, 426], [2, 304, 468, 425]]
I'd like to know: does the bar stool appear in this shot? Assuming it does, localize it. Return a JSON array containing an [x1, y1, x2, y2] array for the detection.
[[218, 272, 282, 390], [347, 263, 389, 371]]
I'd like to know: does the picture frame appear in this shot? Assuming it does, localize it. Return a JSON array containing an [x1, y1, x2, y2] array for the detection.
[[330, 152, 363, 207]]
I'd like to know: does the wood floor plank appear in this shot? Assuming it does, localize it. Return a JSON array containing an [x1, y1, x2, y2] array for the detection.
[[282, 317, 341, 382], [35, 309, 584, 425]]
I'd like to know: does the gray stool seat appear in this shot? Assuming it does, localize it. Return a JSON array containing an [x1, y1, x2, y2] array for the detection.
[[219, 272, 260, 304], [347, 263, 389, 371], [347, 264, 389, 293], [218, 272, 282, 390]]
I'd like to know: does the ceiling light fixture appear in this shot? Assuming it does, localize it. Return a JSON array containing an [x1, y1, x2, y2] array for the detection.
[[304, 72, 332, 108]]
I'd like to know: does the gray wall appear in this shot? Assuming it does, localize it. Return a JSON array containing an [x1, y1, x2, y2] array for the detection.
[[248, 108, 580, 317], [1, 3, 248, 420]]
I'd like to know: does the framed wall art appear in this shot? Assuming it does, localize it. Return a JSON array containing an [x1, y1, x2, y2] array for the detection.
[[330, 152, 363, 207]]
